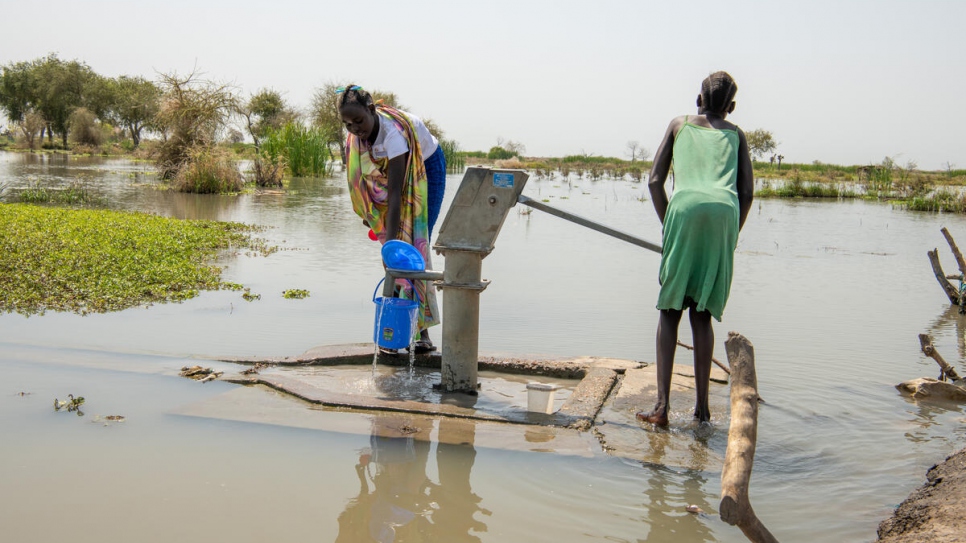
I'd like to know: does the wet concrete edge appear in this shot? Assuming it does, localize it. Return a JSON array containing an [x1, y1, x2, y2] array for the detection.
[[216, 343, 639, 430]]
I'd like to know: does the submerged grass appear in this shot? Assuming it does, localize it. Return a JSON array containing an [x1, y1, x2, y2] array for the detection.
[[11, 181, 105, 206], [905, 190, 966, 213], [0, 203, 275, 315], [756, 180, 857, 199]]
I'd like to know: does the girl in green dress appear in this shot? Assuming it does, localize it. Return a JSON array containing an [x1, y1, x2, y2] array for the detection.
[[637, 71, 754, 426]]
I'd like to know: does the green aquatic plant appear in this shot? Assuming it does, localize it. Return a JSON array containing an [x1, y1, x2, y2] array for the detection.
[[54, 394, 85, 415], [906, 190, 966, 213], [264, 123, 330, 178], [756, 180, 855, 199], [282, 289, 310, 299], [439, 139, 465, 173], [0, 204, 273, 315], [172, 147, 243, 194], [242, 288, 261, 301]]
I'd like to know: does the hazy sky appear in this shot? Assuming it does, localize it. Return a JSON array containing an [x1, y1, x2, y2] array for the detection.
[[4, 0, 964, 169]]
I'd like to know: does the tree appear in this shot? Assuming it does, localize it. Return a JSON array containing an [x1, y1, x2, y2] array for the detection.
[[487, 146, 515, 160], [107, 76, 161, 148], [153, 70, 237, 179], [239, 88, 295, 150], [18, 110, 45, 149], [503, 140, 525, 156], [309, 81, 351, 163], [31, 55, 97, 148], [745, 129, 778, 161], [0, 58, 41, 125], [626, 140, 651, 162]]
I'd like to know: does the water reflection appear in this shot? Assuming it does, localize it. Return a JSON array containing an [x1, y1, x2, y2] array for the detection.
[[902, 397, 965, 443], [926, 304, 966, 360], [640, 464, 716, 543], [337, 414, 487, 542]]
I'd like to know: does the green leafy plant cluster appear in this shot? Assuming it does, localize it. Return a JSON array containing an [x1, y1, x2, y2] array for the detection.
[[282, 289, 309, 299], [0, 203, 270, 315]]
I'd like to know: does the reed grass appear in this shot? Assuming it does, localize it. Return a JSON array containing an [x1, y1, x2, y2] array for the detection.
[[11, 181, 105, 206], [905, 190, 966, 213], [756, 180, 857, 199], [265, 123, 331, 178], [439, 139, 465, 173]]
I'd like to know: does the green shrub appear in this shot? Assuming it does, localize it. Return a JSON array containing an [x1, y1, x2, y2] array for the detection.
[[68, 108, 106, 147], [172, 147, 243, 193], [487, 146, 515, 160]]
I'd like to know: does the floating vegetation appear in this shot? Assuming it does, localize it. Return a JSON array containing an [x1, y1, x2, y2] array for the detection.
[[0, 204, 275, 315], [179, 366, 223, 382], [242, 288, 261, 302], [282, 288, 310, 299], [92, 414, 126, 426], [54, 394, 85, 415]]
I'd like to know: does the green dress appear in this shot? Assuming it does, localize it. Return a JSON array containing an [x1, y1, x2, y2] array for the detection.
[[657, 118, 740, 321]]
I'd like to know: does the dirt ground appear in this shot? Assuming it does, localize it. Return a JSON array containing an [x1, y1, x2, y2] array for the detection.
[[877, 447, 966, 542]]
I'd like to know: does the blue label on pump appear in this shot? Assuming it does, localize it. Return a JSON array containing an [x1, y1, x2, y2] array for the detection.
[[493, 173, 514, 188]]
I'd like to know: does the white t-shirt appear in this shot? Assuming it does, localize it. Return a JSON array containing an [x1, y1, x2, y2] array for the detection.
[[369, 109, 439, 161]]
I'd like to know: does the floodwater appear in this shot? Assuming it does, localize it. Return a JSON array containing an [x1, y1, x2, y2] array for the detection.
[[2, 150, 966, 542]]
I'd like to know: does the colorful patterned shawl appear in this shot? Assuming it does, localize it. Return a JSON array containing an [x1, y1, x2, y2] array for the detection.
[[346, 105, 438, 330]]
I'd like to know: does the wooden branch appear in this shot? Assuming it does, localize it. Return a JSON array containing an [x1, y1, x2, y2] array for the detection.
[[720, 332, 779, 543], [928, 249, 961, 305], [941, 227, 966, 276], [918, 334, 962, 382], [676, 340, 731, 375]]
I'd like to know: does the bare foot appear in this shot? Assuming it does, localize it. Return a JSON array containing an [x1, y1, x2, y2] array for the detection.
[[636, 411, 669, 426]]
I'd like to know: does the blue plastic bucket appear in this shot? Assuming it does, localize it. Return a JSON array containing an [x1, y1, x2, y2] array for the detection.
[[372, 278, 419, 349]]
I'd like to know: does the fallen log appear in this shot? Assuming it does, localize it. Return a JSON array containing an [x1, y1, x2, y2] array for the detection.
[[941, 227, 966, 276], [720, 332, 779, 543], [918, 334, 962, 382], [927, 249, 961, 305]]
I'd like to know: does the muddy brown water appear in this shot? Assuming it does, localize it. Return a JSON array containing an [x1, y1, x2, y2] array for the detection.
[[2, 151, 966, 542]]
